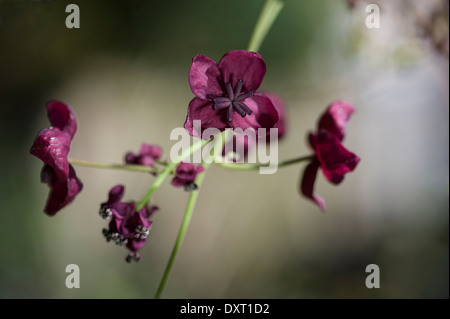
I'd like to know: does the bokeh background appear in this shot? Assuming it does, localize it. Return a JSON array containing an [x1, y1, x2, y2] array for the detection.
[[0, 0, 448, 298]]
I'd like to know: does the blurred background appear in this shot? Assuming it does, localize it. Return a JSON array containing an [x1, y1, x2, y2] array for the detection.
[[0, 0, 448, 298]]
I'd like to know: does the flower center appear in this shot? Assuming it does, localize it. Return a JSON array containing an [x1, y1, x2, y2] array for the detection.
[[134, 225, 150, 239], [212, 79, 254, 122]]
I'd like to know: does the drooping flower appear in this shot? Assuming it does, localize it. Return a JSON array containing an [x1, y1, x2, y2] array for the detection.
[[222, 92, 287, 161], [184, 50, 279, 138], [30, 101, 83, 216], [100, 185, 158, 262], [125, 143, 162, 167], [171, 162, 204, 191], [300, 100, 360, 211]]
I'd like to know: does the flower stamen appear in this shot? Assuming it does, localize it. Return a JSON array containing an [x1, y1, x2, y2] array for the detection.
[[111, 233, 128, 246], [102, 228, 112, 242], [183, 182, 198, 192], [235, 91, 254, 102], [212, 97, 231, 110], [233, 79, 243, 97], [212, 80, 254, 122], [99, 204, 112, 219], [226, 106, 233, 122], [126, 253, 141, 263], [226, 83, 234, 100], [233, 102, 247, 117], [135, 225, 150, 240]]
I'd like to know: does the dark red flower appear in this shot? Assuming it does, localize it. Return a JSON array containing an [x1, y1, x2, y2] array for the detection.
[[300, 100, 360, 211], [171, 162, 204, 191], [30, 101, 83, 216], [184, 50, 279, 138], [100, 185, 158, 262], [125, 143, 162, 167]]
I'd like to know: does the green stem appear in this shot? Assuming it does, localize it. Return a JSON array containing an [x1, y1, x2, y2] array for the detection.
[[216, 155, 315, 171], [68, 157, 159, 174], [154, 0, 285, 298], [153, 162, 210, 299], [247, 0, 285, 52], [154, 131, 227, 299], [135, 137, 210, 211]]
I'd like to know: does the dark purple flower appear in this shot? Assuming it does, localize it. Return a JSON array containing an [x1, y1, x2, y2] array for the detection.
[[30, 101, 83, 216], [222, 92, 287, 161], [300, 100, 360, 211], [184, 50, 279, 138], [171, 162, 205, 191], [100, 185, 158, 262], [125, 143, 162, 167]]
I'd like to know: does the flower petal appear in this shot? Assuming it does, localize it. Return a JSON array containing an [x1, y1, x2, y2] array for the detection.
[[189, 54, 223, 100], [111, 202, 133, 219], [300, 160, 326, 212], [171, 177, 186, 188], [308, 132, 317, 149], [43, 164, 83, 216], [140, 205, 158, 220], [318, 100, 355, 141], [108, 214, 123, 233], [46, 100, 77, 140], [264, 92, 286, 139], [126, 238, 148, 252], [124, 152, 137, 164], [218, 50, 266, 92], [171, 162, 204, 188], [107, 185, 125, 205], [137, 156, 155, 167], [231, 94, 278, 132], [30, 128, 71, 179], [175, 162, 197, 181], [314, 130, 360, 184], [140, 143, 162, 160], [125, 143, 162, 167], [184, 97, 230, 138]]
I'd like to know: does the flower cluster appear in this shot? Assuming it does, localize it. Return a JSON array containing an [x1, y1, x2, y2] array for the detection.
[[29, 50, 362, 266], [30, 101, 83, 216], [100, 185, 158, 262]]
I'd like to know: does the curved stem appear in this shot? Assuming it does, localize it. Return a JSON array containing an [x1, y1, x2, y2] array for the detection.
[[247, 0, 285, 52], [153, 162, 210, 299], [155, 159, 169, 166], [68, 157, 159, 174], [216, 155, 315, 171], [154, 131, 227, 299]]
